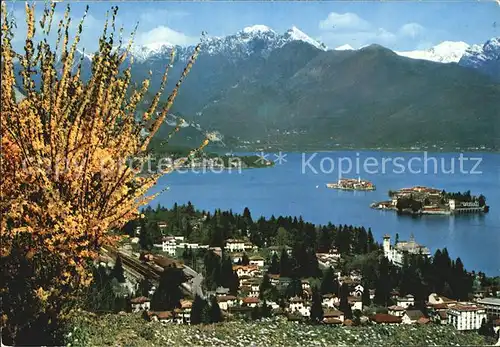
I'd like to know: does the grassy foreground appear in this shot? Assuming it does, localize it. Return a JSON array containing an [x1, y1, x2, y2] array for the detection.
[[66, 312, 495, 347]]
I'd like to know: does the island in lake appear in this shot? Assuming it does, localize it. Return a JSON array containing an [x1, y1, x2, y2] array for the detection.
[[371, 186, 489, 215], [326, 177, 376, 191]]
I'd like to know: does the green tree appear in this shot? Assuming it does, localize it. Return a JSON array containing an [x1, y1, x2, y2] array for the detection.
[[361, 285, 371, 307], [268, 253, 279, 274], [139, 219, 153, 251], [190, 295, 209, 325], [339, 283, 353, 319], [241, 253, 250, 266], [310, 286, 324, 323], [151, 265, 186, 311], [320, 267, 339, 295], [209, 296, 223, 323], [112, 255, 126, 283]]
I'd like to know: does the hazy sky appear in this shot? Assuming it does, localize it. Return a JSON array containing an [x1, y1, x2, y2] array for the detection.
[[6, 1, 500, 52]]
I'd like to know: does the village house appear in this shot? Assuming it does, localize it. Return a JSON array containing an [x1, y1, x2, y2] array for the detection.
[[249, 280, 261, 298], [217, 295, 238, 311], [323, 309, 345, 323], [369, 289, 376, 300], [231, 253, 245, 264], [249, 255, 265, 267], [396, 294, 415, 309], [383, 234, 430, 267], [225, 239, 246, 252], [402, 310, 425, 324], [244, 242, 257, 252], [268, 274, 281, 286], [476, 297, 500, 319], [233, 265, 259, 278], [351, 284, 364, 297], [388, 305, 406, 317], [301, 279, 311, 291], [215, 286, 230, 296], [152, 311, 174, 325], [428, 293, 457, 306], [322, 293, 339, 308], [130, 296, 150, 312], [179, 300, 192, 324], [348, 296, 363, 311], [241, 297, 260, 308], [370, 313, 403, 325], [161, 236, 177, 257], [157, 221, 168, 230], [316, 251, 341, 268], [239, 275, 251, 287], [447, 303, 487, 331], [288, 296, 311, 317]]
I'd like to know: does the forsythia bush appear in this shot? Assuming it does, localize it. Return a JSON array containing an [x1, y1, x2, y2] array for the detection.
[[0, 3, 206, 344]]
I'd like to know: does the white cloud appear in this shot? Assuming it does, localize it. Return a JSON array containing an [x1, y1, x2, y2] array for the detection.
[[318, 11, 427, 50], [135, 26, 198, 46], [319, 12, 371, 31], [398, 23, 426, 39], [138, 10, 189, 25]]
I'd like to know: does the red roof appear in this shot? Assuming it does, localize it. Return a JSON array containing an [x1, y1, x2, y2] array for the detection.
[[242, 297, 260, 304], [323, 318, 343, 324], [388, 305, 406, 311], [370, 313, 402, 324], [154, 311, 173, 320], [130, 296, 150, 304], [217, 295, 238, 302]]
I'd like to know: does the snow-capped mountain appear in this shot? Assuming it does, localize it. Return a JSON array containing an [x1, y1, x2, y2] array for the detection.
[[127, 25, 326, 62], [396, 41, 470, 63], [335, 44, 354, 51], [459, 37, 500, 81]]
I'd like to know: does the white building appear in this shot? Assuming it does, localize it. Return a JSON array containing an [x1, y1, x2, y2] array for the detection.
[[383, 234, 430, 267], [476, 297, 500, 319], [249, 256, 265, 267], [388, 305, 406, 317], [447, 303, 487, 331], [130, 296, 150, 312], [288, 297, 311, 317], [162, 237, 177, 257], [322, 294, 339, 308], [225, 239, 246, 252], [217, 295, 238, 311], [352, 284, 364, 297], [397, 294, 415, 309]]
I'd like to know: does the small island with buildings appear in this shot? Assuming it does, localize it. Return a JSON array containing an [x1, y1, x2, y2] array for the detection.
[[371, 186, 489, 215], [327, 177, 376, 191]]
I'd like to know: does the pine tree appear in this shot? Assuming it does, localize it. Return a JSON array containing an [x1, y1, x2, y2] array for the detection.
[[339, 283, 353, 319], [112, 255, 126, 283], [259, 273, 273, 300], [361, 284, 371, 307], [139, 219, 153, 251], [151, 265, 186, 311], [310, 286, 324, 323], [191, 295, 208, 325], [209, 296, 223, 323], [268, 253, 280, 274], [241, 253, 250, 266], [320, 267, 337, 294], [279, 249, 290, 277]]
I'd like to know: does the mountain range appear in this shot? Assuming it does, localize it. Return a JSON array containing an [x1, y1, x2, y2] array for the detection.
[[14, 26, 500, 151]]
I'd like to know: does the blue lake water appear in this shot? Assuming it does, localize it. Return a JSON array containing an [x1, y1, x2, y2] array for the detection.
[[149, 151, 500, 276]]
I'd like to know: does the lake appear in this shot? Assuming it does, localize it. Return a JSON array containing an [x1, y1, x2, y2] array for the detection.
[[149, 151, 500, 276]]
